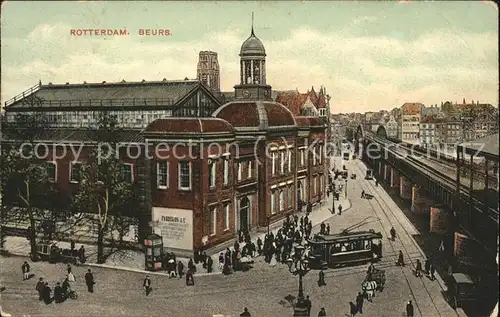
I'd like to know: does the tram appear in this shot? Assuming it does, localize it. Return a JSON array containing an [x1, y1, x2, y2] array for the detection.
[[307, 228, 383, 269]]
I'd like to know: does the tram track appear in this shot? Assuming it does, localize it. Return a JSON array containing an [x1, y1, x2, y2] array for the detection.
[[350, 161, 460, 317]]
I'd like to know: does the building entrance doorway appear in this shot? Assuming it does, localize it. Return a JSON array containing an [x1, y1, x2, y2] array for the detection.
[[239, 196, 250, 232]]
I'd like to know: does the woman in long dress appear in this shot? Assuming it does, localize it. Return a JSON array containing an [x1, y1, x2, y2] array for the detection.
[[269, 253, 277, 267], [68, 272, 76, 282]]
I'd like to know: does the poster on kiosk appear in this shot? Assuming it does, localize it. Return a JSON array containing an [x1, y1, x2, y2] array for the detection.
[[152, 207, 194, 254]]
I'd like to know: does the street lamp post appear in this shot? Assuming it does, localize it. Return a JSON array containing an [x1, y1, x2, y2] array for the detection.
[[286, 244, 311, 316], [345, 179, 348, 198]]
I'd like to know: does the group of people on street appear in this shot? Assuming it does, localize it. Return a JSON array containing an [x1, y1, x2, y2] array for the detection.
[[30, 262, 81, 305]]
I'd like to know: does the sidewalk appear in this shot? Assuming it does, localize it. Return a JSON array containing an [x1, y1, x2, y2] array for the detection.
[[1, 195, 350, 276]]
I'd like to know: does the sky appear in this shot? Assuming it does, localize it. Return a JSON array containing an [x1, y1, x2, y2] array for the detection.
[[1, 1, 498, 113]]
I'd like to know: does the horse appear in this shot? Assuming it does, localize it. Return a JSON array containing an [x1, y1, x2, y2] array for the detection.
[[361, 280, 377, 302]]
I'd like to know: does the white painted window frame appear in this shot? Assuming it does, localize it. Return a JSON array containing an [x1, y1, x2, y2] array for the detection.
[[69, 161, 82, 184], [178, 161, 192, 191], [157, 161, 169, 189]]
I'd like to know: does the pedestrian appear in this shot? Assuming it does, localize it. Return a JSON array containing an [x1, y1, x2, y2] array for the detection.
[[304, 295, 312, 316], [42, 282, 51, 305], [143, 275, 152, 296], [406, 300, 414, 317], [36, 277, 44, 301], [390, 227, 396, 241], [424, 258, 430, 276], [202, 252, 208, 269], [375, 179, 379, 186], [177, 260, 184, 279], [67, 264, 72, 275], [70, 239, 75, 251], [318, 307, 326, 317], [188, 258, 196, 273], [349, 301, 357, 317], [186, 269, 195, 286], [320, 222, 326, 235], [415, 259, 423, 277], [78, 245, 86, 263], [207, 256, 213, 273], [361, 190, 365, 198], [318, 270, 326, 287], [54, 282, 63, 303], [62, 277, 71, 298], [85, 269, 95, 293], [257, 237, 263, 255], [338, 204, 343, 215], [240, 307, 251, 316], [21, 261, 30, 280], [438, 239, 445, 252], [326, 224, 330, 235], [356, 291, 364, 314], [396, 250, 405, 266], [430, 263, 436, 281]]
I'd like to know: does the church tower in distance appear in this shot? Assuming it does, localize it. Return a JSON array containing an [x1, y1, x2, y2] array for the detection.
[[197, 51, 220, 92]]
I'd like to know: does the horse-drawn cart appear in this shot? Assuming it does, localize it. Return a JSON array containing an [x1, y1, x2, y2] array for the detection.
[[35, 242, 79, 264], [365, 267, 386, 291]]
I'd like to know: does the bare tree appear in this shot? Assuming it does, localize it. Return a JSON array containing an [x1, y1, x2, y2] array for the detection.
[[71, 111, 135, 263]]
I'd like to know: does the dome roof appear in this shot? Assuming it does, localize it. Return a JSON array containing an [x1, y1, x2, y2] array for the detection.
[[240, 30, 266, 56], [213, 100, 295, 131]]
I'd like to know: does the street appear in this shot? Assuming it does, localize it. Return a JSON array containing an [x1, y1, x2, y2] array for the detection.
[[0, 158, 463, 317]]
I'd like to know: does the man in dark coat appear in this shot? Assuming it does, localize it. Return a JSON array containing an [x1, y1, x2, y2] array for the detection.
[[36, 277, 45, 301], [326, 224, 331, 235], [318, 270, 326, 287], [257, 237, 263, 255], [240, 307, 251, 316], [338, 204, 343, 215], [429, 264, 436, 281], [78, 245, 86, 263], [42, 282, 51, 304], [424, 258, 430, 276], [22, 261, 30, 280], [356, 291, 364, 314], [143, 275, 152, 296], [186, 269, 194, 286], [304, 295, 312, 316], [54, 282, 63, 303], [406, 300, 414, 317], [177, 261, 184, 279], [318, 307, 326, 316], [207, 256, 213, 273], [85, 269, 95, 293]]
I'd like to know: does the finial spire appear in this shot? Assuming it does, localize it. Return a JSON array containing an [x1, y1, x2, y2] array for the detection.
[[251, 12, 255, 36]]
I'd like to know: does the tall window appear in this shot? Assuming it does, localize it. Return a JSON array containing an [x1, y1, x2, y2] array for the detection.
[[120, 164, 133, 182], [69, 162, 81, 183], [209, 160, 216, 188], [223, 158, 229, 185], [288, 185, 293, 207], [280, 152, 285, 174], [313, 176, 317, 195], [178, 161, 191, 190], [271, 190, 276, 215], [224, 204, 230, 231], [157, 162, 168, 188], [45, 162, 56, 183], [210, 206, 217, 236], [319, 145, 323, 164], [237, 162, 242, 181], [271, 153, 276, 176], [299, 150, 304, 167], [247, 160, 252, 179], [279, 189, 285, 211], [287, 150, 292, 172]]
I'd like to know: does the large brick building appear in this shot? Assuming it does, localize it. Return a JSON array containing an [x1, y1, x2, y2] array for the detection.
[[1, 24, 327, 255]]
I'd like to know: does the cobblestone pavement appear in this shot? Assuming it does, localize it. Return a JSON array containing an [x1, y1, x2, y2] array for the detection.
[[0, 159, 464, 317]]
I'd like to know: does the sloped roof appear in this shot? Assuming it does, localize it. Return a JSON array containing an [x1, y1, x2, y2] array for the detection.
[[295, 116, 325, 128], [307, 87, 318, 106], [276, 91, 309, 116], [2, 128, 143, 143], [401, 102, 423, 115], [458, 133, 499, 161], [6, 80, 201, 109], [317, 90, 327, 109]]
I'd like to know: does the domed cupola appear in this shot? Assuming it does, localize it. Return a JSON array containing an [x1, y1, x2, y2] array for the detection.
[[240, 28, 266, 57], [234, 13, 272, 101]]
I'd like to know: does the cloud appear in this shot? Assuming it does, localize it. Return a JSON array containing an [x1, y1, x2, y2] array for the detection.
[[1, 23, 498, 113]]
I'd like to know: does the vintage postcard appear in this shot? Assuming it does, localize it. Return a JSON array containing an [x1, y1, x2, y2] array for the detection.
[[0, 1, 498, 317]]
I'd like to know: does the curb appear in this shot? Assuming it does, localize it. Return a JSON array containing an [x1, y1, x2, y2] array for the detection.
[[80, 262, 222, 277]]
